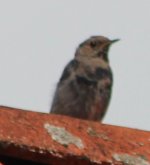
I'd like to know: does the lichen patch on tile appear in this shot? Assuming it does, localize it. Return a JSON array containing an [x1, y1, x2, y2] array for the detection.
[[113, 153, 150, 165], [87, 127, 110, 141], [44, 123, 84, 149]]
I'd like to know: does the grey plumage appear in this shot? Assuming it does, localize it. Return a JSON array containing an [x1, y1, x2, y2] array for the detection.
[[50, 36, 119, 121]]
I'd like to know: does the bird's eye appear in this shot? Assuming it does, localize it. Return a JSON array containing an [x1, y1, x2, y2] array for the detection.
[[90, 41, 97, 48]]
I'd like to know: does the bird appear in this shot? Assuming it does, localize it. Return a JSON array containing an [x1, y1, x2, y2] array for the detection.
[[50, 36, 119, 121]]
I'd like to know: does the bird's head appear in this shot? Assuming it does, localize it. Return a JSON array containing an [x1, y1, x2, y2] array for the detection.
[[75, 36, 119, 62]]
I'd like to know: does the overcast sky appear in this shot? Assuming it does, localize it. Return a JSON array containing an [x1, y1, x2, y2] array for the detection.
[[0, 1, 150, 130]]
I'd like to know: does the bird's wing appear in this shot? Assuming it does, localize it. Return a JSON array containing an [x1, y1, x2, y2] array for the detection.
[[59, 59, 79, 82]]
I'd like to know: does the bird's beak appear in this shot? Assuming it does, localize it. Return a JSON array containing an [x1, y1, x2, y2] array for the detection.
[[110, 39, 120, 44]]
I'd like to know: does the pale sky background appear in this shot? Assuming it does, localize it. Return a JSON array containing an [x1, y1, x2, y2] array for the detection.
[[0, 1, 150, 131]]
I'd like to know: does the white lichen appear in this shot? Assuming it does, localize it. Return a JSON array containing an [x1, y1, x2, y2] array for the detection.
[[44, 123, 84, 149], [113, 153, 150, 165]]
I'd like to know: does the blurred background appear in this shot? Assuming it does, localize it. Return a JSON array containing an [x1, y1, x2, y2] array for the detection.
[[0, 0, 149, 130]]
